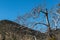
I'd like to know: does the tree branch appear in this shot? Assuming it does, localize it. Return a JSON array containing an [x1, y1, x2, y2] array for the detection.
[[32, 22, 48, 28]]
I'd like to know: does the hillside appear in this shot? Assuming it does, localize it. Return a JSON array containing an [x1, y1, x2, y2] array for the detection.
[[0, 20, 60, 40]]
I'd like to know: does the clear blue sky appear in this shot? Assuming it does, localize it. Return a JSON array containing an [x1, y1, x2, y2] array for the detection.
[[0, 0, 60, 32], [0, 0, 59, 20], [0, 0, 41, 20]]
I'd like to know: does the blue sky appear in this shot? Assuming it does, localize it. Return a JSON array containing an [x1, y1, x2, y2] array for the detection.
[[0, 0, 59, 20], [0, 0, 60, 32], [0, 0, 41, 20]]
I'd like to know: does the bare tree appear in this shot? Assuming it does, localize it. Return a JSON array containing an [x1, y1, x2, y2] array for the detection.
[[15, 1, 60, 40], [49, 3, 60, 30]]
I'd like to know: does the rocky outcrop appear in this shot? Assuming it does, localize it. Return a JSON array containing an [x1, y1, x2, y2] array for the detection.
[[0, 20, 60, 40], [0, 20, 47, 40]]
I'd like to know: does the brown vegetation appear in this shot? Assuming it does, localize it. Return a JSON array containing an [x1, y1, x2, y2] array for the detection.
[[0, 20, 60, 40]]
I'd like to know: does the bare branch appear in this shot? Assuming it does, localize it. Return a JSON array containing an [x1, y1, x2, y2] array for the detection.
[[31, 22, 48, 28]]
